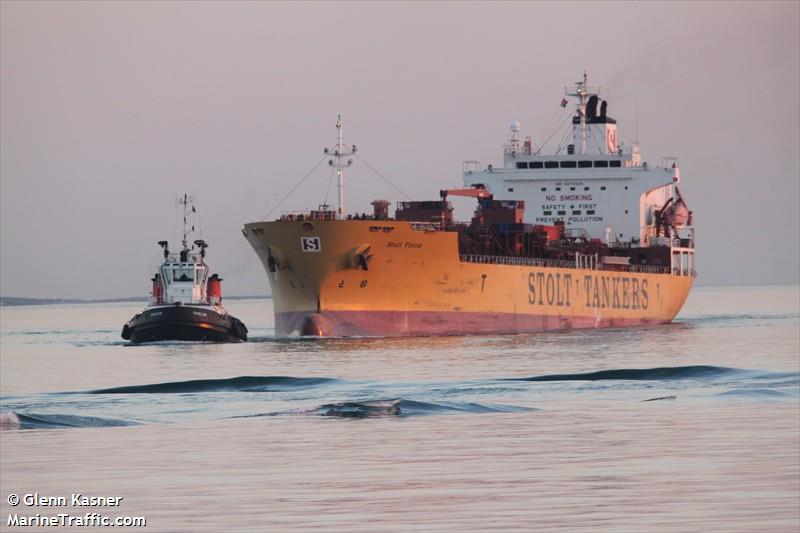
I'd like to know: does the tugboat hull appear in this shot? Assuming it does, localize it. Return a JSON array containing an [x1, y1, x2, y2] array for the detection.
[[122, 305, 247, 343]]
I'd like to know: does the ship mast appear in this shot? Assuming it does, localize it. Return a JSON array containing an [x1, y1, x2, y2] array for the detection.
[[178, 194, 195, 252], [564, 72, 599, 155], [324, 115, 356, 220]]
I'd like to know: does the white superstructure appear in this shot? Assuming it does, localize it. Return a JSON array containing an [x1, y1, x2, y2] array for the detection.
[[463, 74, 693, 253], [156, 244, 211, 305]]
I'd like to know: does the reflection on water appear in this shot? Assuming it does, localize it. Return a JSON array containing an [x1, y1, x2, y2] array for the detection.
[[1, 286, 798, 531]]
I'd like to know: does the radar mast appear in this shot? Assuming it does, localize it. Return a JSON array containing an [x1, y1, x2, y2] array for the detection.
[[564, 72, 601, 155], [324, 116, 356, 220], [177, 194, 197, 253]]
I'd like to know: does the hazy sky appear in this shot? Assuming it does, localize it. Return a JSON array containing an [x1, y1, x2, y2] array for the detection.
[[2, 1, 798, 298]]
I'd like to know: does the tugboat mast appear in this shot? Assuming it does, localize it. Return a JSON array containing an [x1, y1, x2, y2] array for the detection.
[[324, 116, 356, 220], [178, 194, 195, 252]]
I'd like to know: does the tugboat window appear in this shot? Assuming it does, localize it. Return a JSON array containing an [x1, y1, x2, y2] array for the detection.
[[594, 160, 609, 168], [544, 161, 559, 169], [174, 268, 194, 282], [578, 161, 592, 168], [609, 160, 622, 167], [530, 161, 544, 169]]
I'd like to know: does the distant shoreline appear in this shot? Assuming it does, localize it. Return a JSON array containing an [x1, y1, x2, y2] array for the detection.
[[0, 295, 272, 307]]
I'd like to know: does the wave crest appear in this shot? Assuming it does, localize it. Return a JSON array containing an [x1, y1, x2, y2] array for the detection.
[[90, 376, 337, 394], [1, 412, 135, 430], [509, 365, 737, 382]]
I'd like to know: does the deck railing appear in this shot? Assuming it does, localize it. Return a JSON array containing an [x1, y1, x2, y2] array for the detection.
[[459, 254, 672, 275]]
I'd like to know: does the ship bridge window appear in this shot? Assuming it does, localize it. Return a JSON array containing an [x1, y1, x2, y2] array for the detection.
[[172, 268, 195, 283], [609, 160, 622, 168], [544, 161, 559, 169], [540, 187, 547, 191], [594, 161, 609, 168], [572, 210, 581, 215], [557, 210, 566, 216], [600, 186, 607, 190], [560, 161, 577, 168], [587, 210, 595, 215], [578, 160, 592, 168], [530, 161, 544, 169], [516, 162, 528, 169], [543, 210, 552, 215]]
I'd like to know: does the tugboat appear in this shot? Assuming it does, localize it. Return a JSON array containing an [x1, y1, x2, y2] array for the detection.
[[122, 195, 248, 343]]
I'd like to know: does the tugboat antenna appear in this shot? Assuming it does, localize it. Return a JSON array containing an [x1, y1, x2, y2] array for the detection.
[[324, 116, 356, 220], [177, 194, 197, 252]]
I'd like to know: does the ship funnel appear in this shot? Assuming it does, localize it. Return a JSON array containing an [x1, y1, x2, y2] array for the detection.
[[586, 95, 598, 119], [207, 274, 223, 305]]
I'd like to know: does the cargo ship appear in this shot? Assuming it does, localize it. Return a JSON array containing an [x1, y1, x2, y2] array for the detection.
[[123, 195, 248, 343], [243, 74, 695, 337]]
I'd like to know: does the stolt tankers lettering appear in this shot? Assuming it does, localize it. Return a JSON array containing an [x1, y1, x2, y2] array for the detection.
[[243, 74, 695, 336]]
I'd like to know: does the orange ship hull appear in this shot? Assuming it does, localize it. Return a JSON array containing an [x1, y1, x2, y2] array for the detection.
[[243, 219, 694, 337]]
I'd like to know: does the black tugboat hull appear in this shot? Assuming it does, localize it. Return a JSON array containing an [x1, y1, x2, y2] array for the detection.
[[122, 305, 248, 343]]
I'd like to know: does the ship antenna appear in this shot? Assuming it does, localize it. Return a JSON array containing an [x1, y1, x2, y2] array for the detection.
[[177, 194, 196, 253], [564, 71, 599, 155], [324, 115, 356, 220]]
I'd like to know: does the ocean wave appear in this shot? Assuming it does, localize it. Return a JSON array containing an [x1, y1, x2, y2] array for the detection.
[[0, 411, 135, 430], [316, 400, 402, 418], [508, 365, 738, 382], [715, 389, 794, 400], [683, 312, 799, 327], [640, 395, 678, 402], [394, 399, 536, 415], [238, 399, 536, 419], [90, 376, 337, 394]]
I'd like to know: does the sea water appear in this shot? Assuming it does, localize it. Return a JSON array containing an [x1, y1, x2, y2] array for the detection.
[[1, 285, 798, 531]]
